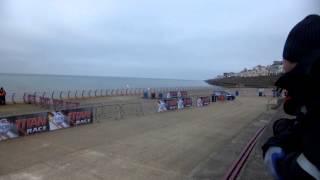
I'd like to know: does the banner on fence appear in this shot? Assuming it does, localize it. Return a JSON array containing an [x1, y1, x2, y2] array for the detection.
[[0, 107, 93, 142], [0, 112, 48, 141], [49, 107, 93, 130], [62, 108, 93, 126], [165, 99, 178, 110], [201, 96, 211, 106], [0, 118, 19, 141], [183, 98, 192, 107]]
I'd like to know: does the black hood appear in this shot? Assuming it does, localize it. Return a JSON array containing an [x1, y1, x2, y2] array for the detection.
[[275, 51, 320, 112]]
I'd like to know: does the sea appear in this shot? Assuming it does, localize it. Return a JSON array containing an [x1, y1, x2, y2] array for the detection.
[[0, 73, 211, 95]]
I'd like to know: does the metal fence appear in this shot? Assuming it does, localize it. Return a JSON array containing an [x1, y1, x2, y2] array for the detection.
[[5, 86, 211, 105]]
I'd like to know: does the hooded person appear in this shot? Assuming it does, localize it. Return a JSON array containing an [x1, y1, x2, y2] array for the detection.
[[262, 14, 320, 180], [0, 87, 6, 105]]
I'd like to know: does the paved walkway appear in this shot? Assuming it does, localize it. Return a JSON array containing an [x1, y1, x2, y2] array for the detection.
[[0, 97, 273, 180]]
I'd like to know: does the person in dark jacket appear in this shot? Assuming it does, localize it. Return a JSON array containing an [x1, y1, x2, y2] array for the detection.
[[0, 87, 6, 105], [262, 14, 320, 180]]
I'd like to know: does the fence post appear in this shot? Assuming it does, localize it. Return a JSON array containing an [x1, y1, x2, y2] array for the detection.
[[34, 92, 37, 105], [51, 91, 55, 100], [11, 93, 16, 104], [23, 93, 27, 104], [88, 90, 92, 98], [75, 90, 78, 99], [33, 92, 37, 105], [67, 91, 71, 99], [59, 91, 63, 100]]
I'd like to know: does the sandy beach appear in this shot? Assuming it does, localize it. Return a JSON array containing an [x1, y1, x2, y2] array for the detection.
[[0, 88, 277, 180]]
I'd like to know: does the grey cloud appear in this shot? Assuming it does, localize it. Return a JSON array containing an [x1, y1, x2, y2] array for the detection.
[[0, 0, 319, 80]]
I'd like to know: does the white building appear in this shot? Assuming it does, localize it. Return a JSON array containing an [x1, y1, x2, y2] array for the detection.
[[218, 61, 284, 78], [268, 61, 283, 75]]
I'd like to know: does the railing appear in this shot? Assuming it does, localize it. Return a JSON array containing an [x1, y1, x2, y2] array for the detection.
[[4, 86, 212, 105]]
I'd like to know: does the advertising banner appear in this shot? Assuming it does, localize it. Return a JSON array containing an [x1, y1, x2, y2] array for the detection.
[[48, 108, 93, 131], [165, 99, 178, 110], [183, 98, 192, 107], [201, 96, 211, 106], [62, 108, 93, 126], [0, 118, 19, 141], [0, 112, 48, 141], [0, 107, 93, 142]]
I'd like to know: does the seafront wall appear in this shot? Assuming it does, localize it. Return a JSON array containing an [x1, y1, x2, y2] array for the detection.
[[206, 75, 280, 88]]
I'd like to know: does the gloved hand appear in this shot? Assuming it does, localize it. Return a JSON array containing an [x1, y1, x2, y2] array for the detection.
[[264, 147, 285, 180]]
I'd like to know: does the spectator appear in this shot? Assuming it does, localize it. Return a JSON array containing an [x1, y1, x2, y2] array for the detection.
[[166, 92, 171, 99], [157, 100, 167, 112], [177, 98, 184, 110], [0, 87, 6, 105], [196, 98, 203, 107], [262, 15, 320, 180]]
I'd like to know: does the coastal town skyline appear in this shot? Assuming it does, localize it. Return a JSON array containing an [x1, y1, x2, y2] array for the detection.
[[216, 61, 283, 79]]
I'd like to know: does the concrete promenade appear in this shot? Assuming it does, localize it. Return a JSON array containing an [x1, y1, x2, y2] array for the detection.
[[0, 96, 275, 180]]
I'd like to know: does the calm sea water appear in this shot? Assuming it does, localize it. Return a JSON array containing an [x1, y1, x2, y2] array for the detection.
[[0, 73, 210, 94]]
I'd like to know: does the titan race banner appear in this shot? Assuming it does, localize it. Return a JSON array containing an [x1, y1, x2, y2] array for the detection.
[[0, 108, 93, 141], [0, 113, 48, 141], [48, 108, 93, 131]]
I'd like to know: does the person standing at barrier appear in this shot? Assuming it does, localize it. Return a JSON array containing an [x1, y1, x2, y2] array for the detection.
[[177, 98, 184, 110], [166, 92, 171, 99], [157, 100, 167, 112], [0, 87, 6, 105], [262, 15, 320, 180], [196, 97, 203, 107]]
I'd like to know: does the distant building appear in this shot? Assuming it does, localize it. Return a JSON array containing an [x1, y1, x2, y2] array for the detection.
[[223, 72, 236, 78], [268, 61, 283, 75], [217, 60, 283, 79]]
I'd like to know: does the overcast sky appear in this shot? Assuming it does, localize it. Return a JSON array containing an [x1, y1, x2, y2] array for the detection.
[[0, 0, 319, 80]]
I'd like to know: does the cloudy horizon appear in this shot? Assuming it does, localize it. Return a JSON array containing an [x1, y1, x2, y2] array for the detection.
[[0, 0, 319, 80]]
